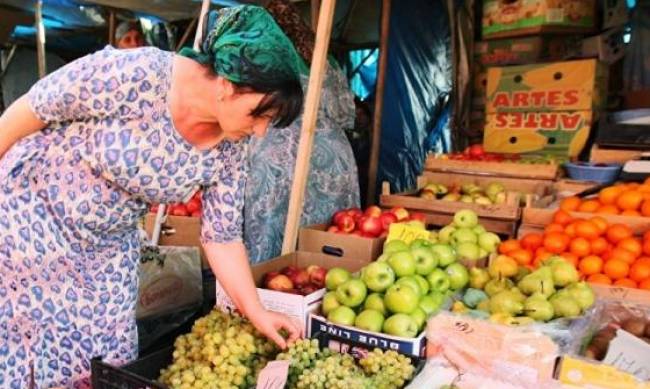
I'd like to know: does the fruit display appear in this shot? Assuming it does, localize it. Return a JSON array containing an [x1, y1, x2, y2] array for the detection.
[[435, 210, 502, 262], [159, 309, 278, 388], [275, 339, 415, 389], [585, 312, 650, 361], [510, 210, 650, 290], [261, 265, 326, 295], [454, 255, 596, 325], [151, 191, 202, 217], [558, 179, 650, 217], [432, 144, 562, 164], [418, 181, 507, 205], [327, 206, 426, 238]]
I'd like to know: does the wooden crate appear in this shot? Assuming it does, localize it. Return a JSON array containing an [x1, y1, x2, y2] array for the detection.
[[424, 155, 560, 181]]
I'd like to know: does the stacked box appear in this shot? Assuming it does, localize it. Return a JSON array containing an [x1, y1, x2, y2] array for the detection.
[[483, 59, 607, 157]]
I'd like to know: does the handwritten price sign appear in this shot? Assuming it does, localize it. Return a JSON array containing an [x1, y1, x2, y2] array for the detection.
[[386, 223, 431, 245]]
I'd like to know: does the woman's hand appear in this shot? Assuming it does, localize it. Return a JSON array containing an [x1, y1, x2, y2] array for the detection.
[[247, 307, 302, 349]]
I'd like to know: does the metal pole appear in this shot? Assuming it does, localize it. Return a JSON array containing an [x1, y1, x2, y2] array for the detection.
[[35, 0, 46, 78]]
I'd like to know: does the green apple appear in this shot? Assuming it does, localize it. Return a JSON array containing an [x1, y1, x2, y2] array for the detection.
[[485, 182, 505, 200], [410, 238, 432, 251], [387, 251, 416, 277], [472, 225, 487, 236], [456, 242, 481, 262], [441, 193, 460, 202], [426, 268, 451, 293], [354, 309, 385, 332], [409, 307, 427, 330], [492, 192, 507, 204], [428, 231, 439, 244], [524, 295, 554, 322], [411, 247, 438, 275], [479, 248, 489, 258], [445, 263, 469, 290], [438, 226, 456, 244], [383, 240, 409, 255], [328, 306, 356, 326], [418, 294, 441, 316], [325, 267, 351, 291], [396, 276, 422, 297], [383, 313, 419, 338], [451, 228, 478, 245], [414, 274, 430, 295], [364, 293, 387, 315], [335, 279, 367, 307], [322, 291, 341, 316], [460, 195, 474, 203], [478, 232, 501, 253], [376, 253, 390, 262], [430, 244, 456, 267], [384, 284, 419, 314], [469, 267, 490, 289], [453, 209, 479, 228], [361, 262, 395, 292]]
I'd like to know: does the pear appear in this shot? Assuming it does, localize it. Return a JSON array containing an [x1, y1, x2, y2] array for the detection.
[[488, 255, 519, 279], [469, 268, 490, 289], [550, 295, 581, 318], [463, 288, 489, 309], [514, 266, 531, 283], [452, 301, 469, 314], [518, 267, 556, 298], [524, 295, 555, 322], [566, 282, 595, 311], [485, 278, 514, 296], [550, 260, 579, 287], [489, 290, 524, 316], [505, 316, 535, 326], [509, 287, 527, 303], [489, 312, 512, 325]]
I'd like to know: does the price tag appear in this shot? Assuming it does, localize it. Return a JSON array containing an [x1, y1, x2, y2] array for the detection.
[[256, 360, 290, 389], [386, 223, 431, 245], [603, 329, 650, 381]]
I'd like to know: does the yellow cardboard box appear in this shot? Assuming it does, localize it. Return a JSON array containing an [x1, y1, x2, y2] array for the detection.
[[486, 59, 608, 113], [483, 110, 592, 157]]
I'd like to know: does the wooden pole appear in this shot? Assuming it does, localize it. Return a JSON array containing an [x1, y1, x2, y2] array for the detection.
[[176, 14, 199, 52], [311, 0, 321, 32], [35, 0, 46, 78], [365, 0, 391, 205], [108, 10, 116, 46], [281, 0, 337, 254], [193, 0, 212, 51]]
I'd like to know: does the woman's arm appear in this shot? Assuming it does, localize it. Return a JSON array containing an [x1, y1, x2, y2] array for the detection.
[[203, 241, 301, 348], [0, 96, 46, 158]]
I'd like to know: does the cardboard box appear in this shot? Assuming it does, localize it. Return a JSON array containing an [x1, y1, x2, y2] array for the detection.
[[143, 214, 208, 268], [307, 312, 427, 358], [475, 36, 581, 66], [578, 28, 625, 64], [590, 145, 644, 164], [214, 252, 368, 330], [298, 224, 385, 263], [483, 110, 593, 157], [482, 0, 596, 39], [486, 59, 608, 113]]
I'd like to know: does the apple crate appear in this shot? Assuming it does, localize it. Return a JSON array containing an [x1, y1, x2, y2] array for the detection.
[[143, 214, 209, 269], [307, 312, 427, 358], [214, 252, 369, 331], [298, 224, 385, 263], [424, 154, 560, 181]]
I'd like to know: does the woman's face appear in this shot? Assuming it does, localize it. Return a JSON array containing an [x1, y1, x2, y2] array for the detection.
[[215, 80, 276, 141]]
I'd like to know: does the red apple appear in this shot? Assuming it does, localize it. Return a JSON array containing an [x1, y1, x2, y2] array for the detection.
[[327, 225, 340, 233], [331, 210, 348, 226], [390, 207, 410, 221], [289, 269, 310, 288], [336, 214, 356, 233], [379, 211, 397, 231], [358, 216, 382, 237], [409, 212, 427, 223], [346, 208, 363, 221], [306, 265, 327, 287], [264, 271, 281, 288], [468, 144, 485, 158], [299, 283, 319, 295], [267, 274, 294, 292], [281, 265, 300, 277], [364, 205, 382, 218]]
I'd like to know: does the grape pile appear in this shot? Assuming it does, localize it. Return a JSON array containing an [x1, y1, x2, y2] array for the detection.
[[159, 309, 277, 389], [276, 340, 416, 389]]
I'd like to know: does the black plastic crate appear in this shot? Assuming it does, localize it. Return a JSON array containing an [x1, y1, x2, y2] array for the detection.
[[91, 347, 172, 389]]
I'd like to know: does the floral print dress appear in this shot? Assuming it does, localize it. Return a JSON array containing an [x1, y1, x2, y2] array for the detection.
[[0, 46, 247, 388]]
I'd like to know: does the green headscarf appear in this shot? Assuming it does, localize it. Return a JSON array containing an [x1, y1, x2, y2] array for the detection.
[[179, 5, 305, 84]]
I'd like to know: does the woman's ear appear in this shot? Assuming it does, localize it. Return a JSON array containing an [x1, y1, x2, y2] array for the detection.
[[216, 76, 236, 101]]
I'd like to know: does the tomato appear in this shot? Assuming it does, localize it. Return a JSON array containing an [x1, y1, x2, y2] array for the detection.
[[171, 205, 189, 217], [186, 198, 201, 214]]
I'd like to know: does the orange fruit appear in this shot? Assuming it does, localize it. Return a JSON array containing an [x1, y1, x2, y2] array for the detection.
[[535, 247, 553, 260], [639, 278, 650, 290], [645, 230, 650, 242], [616, 190, 644, 211], [613, 278, 637, 288], [560, 252, 579, 267], [569, 237, 591, 257], [510, 249, 533, 266], [545, 223, 565, 234], [578, 255, 603, 275], [587, 273, 612, 285], [630, 260, 650, 282], [520, 233, 543, 251], [609, 247, 637, 265], [621, 210, 641, 217], [606, 224, 633, 244], [578, 200, 601, 213], [625, 183, 641, 190], [598, 186, 624, 205], [645, 177, 650, 185], [560, 196, 581, 212], [617, 238, 642, 258], [564, 222, 577, 238], [641, 200, 650, 217], [590, 237, 609, 255], [639, 184, 650, 193], [499, 239, 521, 255], [543, 232, 570, 254], [575, 220, 601, 240], [596, 204, 620, 215], [603, 258, 630, 280], [643, 240, 650, 256], [589, 216, 608, 234], [553, 210, 573, 226]]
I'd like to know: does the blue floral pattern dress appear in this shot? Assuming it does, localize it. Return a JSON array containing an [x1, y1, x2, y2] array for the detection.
[[0, 46, 247, 388]]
